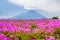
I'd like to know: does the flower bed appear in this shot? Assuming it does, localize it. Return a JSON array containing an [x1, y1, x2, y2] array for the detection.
[[0, 19, 60, 40]]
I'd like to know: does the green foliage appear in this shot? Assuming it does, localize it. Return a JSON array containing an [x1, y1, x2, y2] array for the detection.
[[15, 33, 30, 40], [31, 24, 36, 28], [55, 27, 60, 34], [16, 34, 22, 40], [53, 27, 60, 39], [6, 33, 10, 37], [15, 30, 45, 40], [52, 16, 58, 19], [18, 20, 24, 22], [4, 31, 8, 35], [4, 31, 10, 37], [57, 38, 60, 40], [28, 32, 45, 40]]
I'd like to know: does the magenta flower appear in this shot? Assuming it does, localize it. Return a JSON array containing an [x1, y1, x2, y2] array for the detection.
[[0, 34, 9, 40], [45, 35, 56, 40], [30, 37, 35, 40]]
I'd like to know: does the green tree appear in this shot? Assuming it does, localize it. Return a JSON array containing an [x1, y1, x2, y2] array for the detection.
[[52, 16, 58, 19]]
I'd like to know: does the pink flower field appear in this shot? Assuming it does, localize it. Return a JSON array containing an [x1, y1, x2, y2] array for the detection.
[[0, 19, 60, 40]]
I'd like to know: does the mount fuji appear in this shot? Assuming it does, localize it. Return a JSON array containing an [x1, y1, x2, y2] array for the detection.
[[10, 9, 46, 19]]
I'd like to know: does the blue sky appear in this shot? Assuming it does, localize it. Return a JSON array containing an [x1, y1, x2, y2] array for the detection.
[[0, 0, 25, 19], [0, 0, 60, 19]]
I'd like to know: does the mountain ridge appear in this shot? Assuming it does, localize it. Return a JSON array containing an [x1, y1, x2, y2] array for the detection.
[[10, 9, 46, 19]]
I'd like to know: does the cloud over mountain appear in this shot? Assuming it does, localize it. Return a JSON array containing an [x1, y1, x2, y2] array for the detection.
[[8, 0, 60, 13]]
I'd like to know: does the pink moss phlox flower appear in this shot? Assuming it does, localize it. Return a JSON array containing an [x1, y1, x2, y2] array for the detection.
[[24, 28, 31, 32], [45, 35, 56, 40], [33, 28, 38, 33], [18, 27, 24, 31], [0, 34, 9, 40]]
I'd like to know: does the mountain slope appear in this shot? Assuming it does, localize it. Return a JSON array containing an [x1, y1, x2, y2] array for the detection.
[[10, 10, 45, 19]]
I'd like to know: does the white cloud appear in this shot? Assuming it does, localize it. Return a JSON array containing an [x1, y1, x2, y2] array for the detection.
[[7, 0, 60, 18], [8, 0, 60, 12]]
